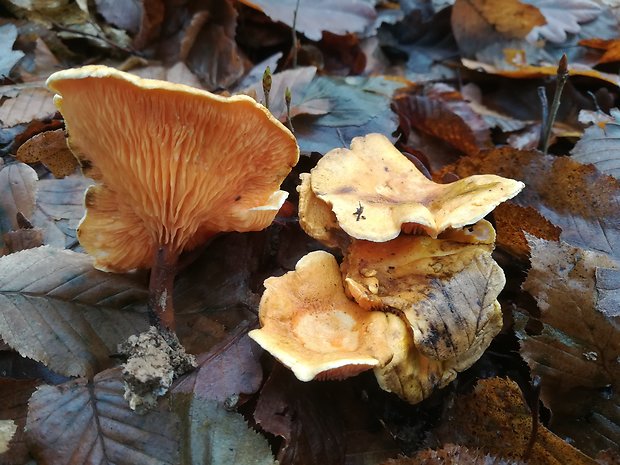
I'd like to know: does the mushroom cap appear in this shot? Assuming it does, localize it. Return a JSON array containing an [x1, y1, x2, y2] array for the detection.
[[309, 133, 524, 242], [47, 65, 299, 271], [248, 250, 395, 381], [297, 172, 347, 249], [342, 220, 505, 361]]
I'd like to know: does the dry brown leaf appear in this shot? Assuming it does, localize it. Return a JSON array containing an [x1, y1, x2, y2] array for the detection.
[[381, 444, 526, 465], [238, 0, 378, 41], [493, 202, 562, 260], [0, 86, 57, 128], [527, 0, 601, 44], [27, 368, 180, 465], [461, 58, 620, 87], [579, 38, 620, 64], [95, 0, 164, 49], [2, 227, 44, 254], [241, 66, 330, 122], [451, 0, 546, 57], [517, 237, 620, 456], [16, 129, 79, 178], [392, 84, 492, 156], [571, 109, 620, 180], [0, 379, 38, 465], [184, 0, 246, 90], [434, 377, 598, 465], [438, 147, 620, 258], [0, 163, 38, 248], [31, 175, 93, 249], [0, 246, 149, 377]]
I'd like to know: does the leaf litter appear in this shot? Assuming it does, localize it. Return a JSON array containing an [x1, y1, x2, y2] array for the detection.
[[1, 0, 620, 463]]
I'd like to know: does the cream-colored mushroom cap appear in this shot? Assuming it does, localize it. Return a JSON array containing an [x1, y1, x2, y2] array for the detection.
[[310, 133, 524, 242], [47, 65, 299, 272], [249, 250, 396, 381]]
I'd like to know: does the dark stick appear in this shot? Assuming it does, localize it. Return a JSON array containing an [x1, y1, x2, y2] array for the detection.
[[540, 54, 569, 155]]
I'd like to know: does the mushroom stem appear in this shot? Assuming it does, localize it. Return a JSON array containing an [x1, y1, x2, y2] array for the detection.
[[148, 245, 179, 331]]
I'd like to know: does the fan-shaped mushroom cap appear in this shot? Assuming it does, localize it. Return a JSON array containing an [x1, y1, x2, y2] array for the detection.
[[249, 250, 397, 381], [342, 220, 504, 361], [297, 173, 346, 249], [47, 65, 299, 272], [309, 133, 524, 242]]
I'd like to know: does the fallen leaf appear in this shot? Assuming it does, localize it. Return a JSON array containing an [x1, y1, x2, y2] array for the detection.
[[461, 59, 620, 87], [95, 0, 164, 49], [253, 364, 345, 465], [524, 0, 602, 44], [241, 66, 330, 122], [0, 163, 38, 249], [381, 443, 526, 465], [238, 0, 378, 41], [16, 129, 79, 178], [0, 86, 57, 128], [517, 237, 620, 457], [294, 75, 406, 153], [2, 227, 44, 254], [571, 108, 620, 179], [174, 232, 263, 354], [26, 368, 180, 465], [173, 394, 276, 465], [184, 0, 246, 90], [0, 246, 149, 377], [439, 147, 620, 258], [493, 202, 562, 260], [392, 84, 492, 156], [30, 175, 93, 249], [0, 24, 25, 78], [434, 377, 598, 464], [173, 325, 263, 404], [579, 38, 620, 64], [0, 379, 38, 465], [451, 0, 546, 58]]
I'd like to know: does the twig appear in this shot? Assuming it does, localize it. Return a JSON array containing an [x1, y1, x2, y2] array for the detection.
[[537, 86, 548, 149], [292, 0, 301, 68], [285, 87, 294, 133], [540, 54, 569, 155]]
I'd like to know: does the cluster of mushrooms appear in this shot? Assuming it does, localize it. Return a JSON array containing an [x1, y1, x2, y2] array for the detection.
[[249, 134, 524, 403], [46, 66, 523, 406]]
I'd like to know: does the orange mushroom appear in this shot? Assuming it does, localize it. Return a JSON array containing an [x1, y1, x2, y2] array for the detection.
[[305, 133, 524, 242], [249, 250, 399, 381], [46, 65, 299, 330], [342, 220, 505, 362]]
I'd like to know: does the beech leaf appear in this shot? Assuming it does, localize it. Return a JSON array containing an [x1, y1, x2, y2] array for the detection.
[[172, 327, 263, 403], [440, 147, 620, 258], [523, 0, 602, 44], [517, 237, 620, 456], [238, 0, 377, 41], [294, 76, 404, 153], [434, 377, 598, 464], [0, 246, 149, 377], [0, 163, 37, 248], [0, 379, 38, 465], [26, 368, 180, 465], [31, 175, 93, 249], [0, 24, 24, 78], [571, 109, 620, 179], [173, 395, 276, 465]]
